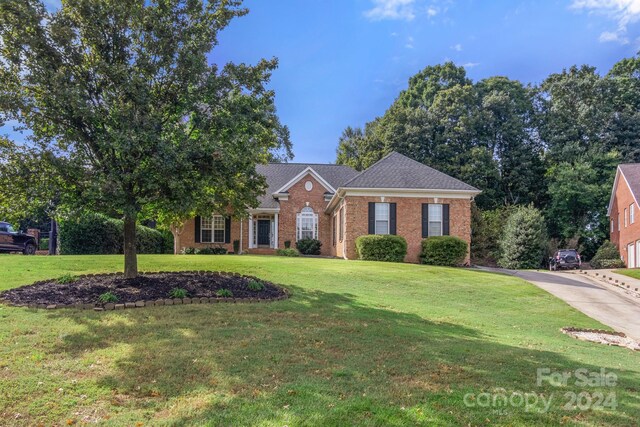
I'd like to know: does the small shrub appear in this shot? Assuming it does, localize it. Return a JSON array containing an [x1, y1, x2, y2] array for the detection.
[[216, 289, 233, 298], [276, 248, 300, 257], [196, 246, 228, 255], [169, 288, 189, 299], [56, 274, 77, 284], [247, 279, 265, 291], [181, 247, 197, 254], [420, 236, 468, 266], [98, 292, 118, 303], [590, 241, 625, 269], [233, 239, 240, 254], [284, 240, 291, 249], [39, 238, 49, 251], [355, 235, 407, 262], [296, 238, 322, 255]]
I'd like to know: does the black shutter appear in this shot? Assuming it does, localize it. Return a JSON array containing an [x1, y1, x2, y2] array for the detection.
[[422, 204, 429, 238], [368, 202, 375, 234], [443, 204, 450, 236], [225, 216, 231, 243], [390, 203, 397, 235], [195, 216, 201, 243]]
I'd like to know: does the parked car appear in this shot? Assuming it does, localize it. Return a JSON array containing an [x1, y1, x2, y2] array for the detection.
[[0, 221, 37, 255], [549, 249, 581, 271]]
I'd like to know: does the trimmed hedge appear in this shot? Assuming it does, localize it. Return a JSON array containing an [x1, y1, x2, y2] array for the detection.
[[296, 238, 322, 255], [420, 236, 468, 266], [276, 248, 300, 257], [59, 212, 172, 255], [355, 235, 407, 262], [590, 240, 625, 269]]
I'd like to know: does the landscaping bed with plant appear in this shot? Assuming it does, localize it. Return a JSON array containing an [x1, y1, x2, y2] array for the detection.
[[0, 271, 287, 308]]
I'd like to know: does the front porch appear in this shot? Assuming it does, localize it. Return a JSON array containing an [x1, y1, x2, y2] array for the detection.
[[248, 212, 279, 250]]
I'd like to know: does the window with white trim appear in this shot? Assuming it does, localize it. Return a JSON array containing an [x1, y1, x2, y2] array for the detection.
[[618, 214, 621, 231], [296, 207, 318, 240], [429, 204, 443, 237], [374, 203, 390, 235], [611, 219, 614, 233], [201, 215, 225, 243], [631, 203, 635, 224]]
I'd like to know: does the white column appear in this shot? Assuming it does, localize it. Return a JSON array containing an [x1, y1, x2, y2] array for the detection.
[[274, 213, 279, 249], [248, 214, 254, 249]]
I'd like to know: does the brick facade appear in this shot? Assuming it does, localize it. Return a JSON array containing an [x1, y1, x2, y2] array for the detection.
[[335, 195, 472, 263], [276, 173, 333, 255], [609, 175, 639, 267], [176, 180, 473, 263]]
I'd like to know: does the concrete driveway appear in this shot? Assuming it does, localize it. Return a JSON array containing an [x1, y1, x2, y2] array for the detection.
[[480, 268, 640, 341]]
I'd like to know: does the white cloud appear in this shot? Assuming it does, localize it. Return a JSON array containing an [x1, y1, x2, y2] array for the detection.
[[364, 0, 416, 21], [451, 43, 463, 51], [462, 62, 480, 68], [427, 6, 438, 17], [571, 0, 640, 43]]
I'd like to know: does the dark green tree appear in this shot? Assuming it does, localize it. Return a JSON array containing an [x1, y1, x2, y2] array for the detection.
[[498, 205, 547, 269], [0, 0, 291, 277]]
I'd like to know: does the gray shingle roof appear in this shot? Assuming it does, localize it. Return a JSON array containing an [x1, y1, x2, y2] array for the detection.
[[619, 163, 640, 204], [255, 163, 359, 209], [342, 152, 480, 191]]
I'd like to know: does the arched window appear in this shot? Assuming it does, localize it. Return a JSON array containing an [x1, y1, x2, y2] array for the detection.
[[297, 207, 318, 240]]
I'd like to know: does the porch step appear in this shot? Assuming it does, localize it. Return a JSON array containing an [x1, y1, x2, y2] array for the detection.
[[246, 248, 277, 255]]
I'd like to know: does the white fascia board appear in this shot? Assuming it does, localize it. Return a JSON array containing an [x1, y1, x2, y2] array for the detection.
[[273, 166, 335, 194], [610, 168, 640, 217]]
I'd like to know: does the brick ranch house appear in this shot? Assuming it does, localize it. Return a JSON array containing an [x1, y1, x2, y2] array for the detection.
[[175, 152, 481, 263], [608, 163, 640, 268]]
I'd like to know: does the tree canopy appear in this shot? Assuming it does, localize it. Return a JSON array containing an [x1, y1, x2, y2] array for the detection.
[[337, 57, 640, 258], [0, 0, 291, 277]]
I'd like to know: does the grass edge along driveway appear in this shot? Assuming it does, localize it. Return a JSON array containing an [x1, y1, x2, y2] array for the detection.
[[1, 254, 639, 426]]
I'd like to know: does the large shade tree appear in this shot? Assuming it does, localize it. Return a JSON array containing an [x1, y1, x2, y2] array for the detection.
[[0, 0, 291, 277]]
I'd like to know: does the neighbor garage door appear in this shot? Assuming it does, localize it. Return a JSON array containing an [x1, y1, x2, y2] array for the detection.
[[628, 243, 636, 268]]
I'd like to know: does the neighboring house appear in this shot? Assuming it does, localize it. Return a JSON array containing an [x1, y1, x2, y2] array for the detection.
[[175, 152, 481, 263], [608, 163, 640, 268]]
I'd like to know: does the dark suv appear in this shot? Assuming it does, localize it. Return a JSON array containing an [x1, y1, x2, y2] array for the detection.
[[0, 222, 37, 255], [549, 249, 581, 271]]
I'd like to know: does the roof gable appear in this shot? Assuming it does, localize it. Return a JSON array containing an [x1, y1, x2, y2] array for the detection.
[[254, 163, 359, 209], [274, 166, 336, 194], [342, 151, 480, 192], [608, 164, 640, 216]]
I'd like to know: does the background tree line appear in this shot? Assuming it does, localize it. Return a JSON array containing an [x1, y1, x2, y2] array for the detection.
[[336, 58, 640, 263]]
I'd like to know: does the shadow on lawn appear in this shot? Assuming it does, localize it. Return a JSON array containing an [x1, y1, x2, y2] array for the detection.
[[46, 287, 640, 426]]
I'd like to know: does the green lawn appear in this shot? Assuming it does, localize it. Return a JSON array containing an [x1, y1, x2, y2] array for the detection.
[[1, 255, 639, 426], [614, 269, 640, 281]]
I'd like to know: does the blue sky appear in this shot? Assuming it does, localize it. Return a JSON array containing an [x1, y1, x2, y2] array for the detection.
[[5, 0, 640, 163], [213, 0, 640, 162]]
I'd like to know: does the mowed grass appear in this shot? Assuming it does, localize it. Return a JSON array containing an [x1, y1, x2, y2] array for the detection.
[[614, 268, 640, 281], [1, 255, 639, 426]]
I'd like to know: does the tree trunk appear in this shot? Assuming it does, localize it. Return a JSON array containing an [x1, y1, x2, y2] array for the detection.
[[48, 218, 57, 255], [123, 213, 138, 279], [170, 223, 184, 255]]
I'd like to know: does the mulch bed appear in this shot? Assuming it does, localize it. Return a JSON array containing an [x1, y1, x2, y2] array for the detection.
[[0, 271, 288, 309]]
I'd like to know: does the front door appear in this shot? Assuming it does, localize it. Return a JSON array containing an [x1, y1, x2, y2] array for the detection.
[[257, 220, 271, 246], [628, 243, 636, 268]]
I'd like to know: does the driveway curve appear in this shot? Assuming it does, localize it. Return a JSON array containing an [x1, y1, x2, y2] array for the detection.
[[480, 268, 640, 341]]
